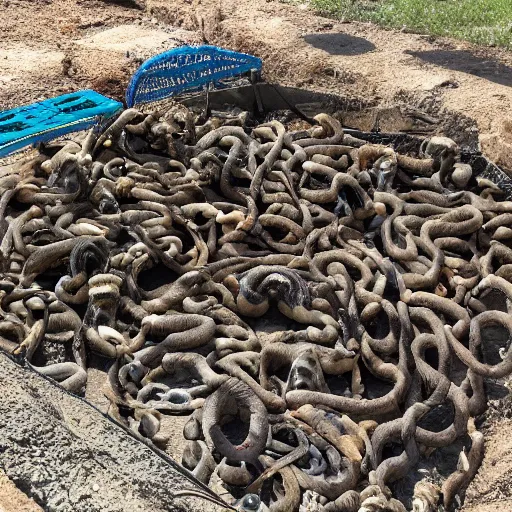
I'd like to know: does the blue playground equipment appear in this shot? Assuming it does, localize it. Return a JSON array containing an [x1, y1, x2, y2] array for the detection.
[[0, 45, 263, 159]]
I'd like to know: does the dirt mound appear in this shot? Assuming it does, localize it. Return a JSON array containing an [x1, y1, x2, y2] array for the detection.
[[146, 0, 512, 172]]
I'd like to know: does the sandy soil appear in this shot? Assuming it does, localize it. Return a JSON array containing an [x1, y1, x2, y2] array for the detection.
[[3, 0, 512, 168], [151, 0, 512, 169], [0, 470, 43, 512], [0, 0, 200, 107], [2, 0, 512, 510]]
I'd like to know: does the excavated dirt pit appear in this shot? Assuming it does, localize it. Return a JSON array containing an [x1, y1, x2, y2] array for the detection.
[[0, 91, 511, 512], [2, 1, 512, 512]]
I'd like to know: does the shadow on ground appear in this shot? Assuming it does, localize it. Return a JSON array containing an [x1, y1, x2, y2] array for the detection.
[[303, 32, 376, 56], [408, 49, 512, 87]]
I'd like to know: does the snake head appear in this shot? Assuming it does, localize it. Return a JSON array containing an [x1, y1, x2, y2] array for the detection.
[[235, 494, 264, 512]]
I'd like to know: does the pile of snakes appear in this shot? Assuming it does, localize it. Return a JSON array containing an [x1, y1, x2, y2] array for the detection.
[[1, 105, 510, 512]]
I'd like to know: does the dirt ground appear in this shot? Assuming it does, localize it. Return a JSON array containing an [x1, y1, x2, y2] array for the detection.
[[3, 0, 512, 169], [0, 470, 42, 512], [2, 0, 512, 510]]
